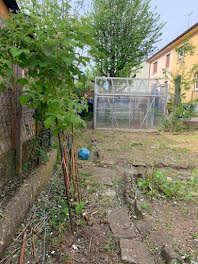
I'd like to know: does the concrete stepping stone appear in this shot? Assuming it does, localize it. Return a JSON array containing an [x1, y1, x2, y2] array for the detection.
[[92, 167, 118, 186], [108, 207, 135, 238], [120, 239, 155, 264]]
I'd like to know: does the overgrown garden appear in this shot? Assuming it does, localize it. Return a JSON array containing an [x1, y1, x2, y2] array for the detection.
[[1, 0, 198, 263]]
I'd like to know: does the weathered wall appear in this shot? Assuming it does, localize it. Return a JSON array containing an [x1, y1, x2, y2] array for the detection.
[[0, 65, 36, 187], [0, 150, 15, 188], [0, 87, 15, 187], [0, 149, 57, 257]]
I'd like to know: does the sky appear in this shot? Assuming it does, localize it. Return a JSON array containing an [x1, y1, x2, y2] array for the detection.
[[150, 0, 198, 51], [80, 0, 198, 53]]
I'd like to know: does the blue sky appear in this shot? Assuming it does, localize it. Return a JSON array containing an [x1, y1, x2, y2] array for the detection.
[[150, 0, 198, 51], [80, 0, 198, 53]]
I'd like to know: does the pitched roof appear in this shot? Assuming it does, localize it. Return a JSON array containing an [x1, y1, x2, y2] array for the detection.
[[3, 0, 19, 13], [147, 22, 198, 62]]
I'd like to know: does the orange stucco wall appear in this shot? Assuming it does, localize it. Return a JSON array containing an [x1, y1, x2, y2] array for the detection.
[[172, 29, 198, 102], [0, 0, 9, 19]]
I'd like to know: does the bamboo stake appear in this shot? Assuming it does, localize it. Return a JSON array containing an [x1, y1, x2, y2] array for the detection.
[[63, 132, 71, 190], [68, 136, 73, 189], [63, 158, 74, 201], [72, 128, 81, 202], [151, 162, 155, 201], [58, 132, 73, 233], [145, 167, 148, 188], [31, 228, 36, 258], [71, 126, 77, 201], [19, 231, 27, 264], [63, 132, 74, 200]]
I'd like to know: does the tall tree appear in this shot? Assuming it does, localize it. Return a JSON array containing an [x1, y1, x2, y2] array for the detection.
[[91, 0, 164, 77]]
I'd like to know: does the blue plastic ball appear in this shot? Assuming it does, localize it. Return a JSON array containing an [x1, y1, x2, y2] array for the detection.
[[78, 148, 90, 160]]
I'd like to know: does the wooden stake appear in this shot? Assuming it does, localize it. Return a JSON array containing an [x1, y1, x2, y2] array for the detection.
[[151, 162, 155, 201], [63, 132, 71, 190], [72, 125, 81, 202], [63, 158, 74, 200], [145, 167, 148, 188], [58, 132, 73, 233], [31, 228, 36, 258], [70, 128, 77, 201], [19, 231, 27, 264]]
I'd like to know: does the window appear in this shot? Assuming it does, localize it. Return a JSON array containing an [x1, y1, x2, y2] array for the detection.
[[195, 73, 198, 90], [153, 61, 158, 74], [178, 46, 184, 62], [166, 54, 170, 68]]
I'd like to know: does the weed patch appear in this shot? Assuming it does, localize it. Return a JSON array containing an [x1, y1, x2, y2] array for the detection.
[[137, 168, 198, 201]]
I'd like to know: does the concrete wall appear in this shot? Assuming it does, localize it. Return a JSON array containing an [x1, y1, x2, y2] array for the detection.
[[0, 149, 57, 257]]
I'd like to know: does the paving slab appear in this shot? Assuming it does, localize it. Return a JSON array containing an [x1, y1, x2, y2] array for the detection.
[[120, 239, 155, 264], [148, 230, 173, 248], [135, 219, 153, 236], [92, 167, 119, 186], [108, 207, 135, 238]]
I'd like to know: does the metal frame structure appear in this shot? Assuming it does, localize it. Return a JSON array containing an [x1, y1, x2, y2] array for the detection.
[[94, 77, 168, 130]]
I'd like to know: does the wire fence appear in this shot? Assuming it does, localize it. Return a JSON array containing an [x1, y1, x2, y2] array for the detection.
[[0, 65, 50, 188]]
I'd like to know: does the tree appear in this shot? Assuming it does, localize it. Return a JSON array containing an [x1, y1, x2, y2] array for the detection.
[[90, 0, 164, 77], [0, 0, 93, 133]]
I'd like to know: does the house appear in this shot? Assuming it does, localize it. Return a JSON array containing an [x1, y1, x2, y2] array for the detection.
[[147, 22, 198, 102], [131, 61, 150, 79], [0, 0, 19, 19], [147, 43, 174, 89], [171, 23, 198, 102]]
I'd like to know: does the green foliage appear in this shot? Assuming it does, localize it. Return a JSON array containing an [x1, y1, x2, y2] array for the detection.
[[138, 169, 198, 200], [141, 203, 151, 210], [90, 0, 164, 77], [104, 243, 110, 250], [47, 179, 86, 228], [74, 68, 96, 96], [72, 201, 85, 215], [175, 40, 196, 57], [0, 0, 95, 134], [160, 99, 197, 132], [162, 40, 198, 132], [138, 169, 180, 198]]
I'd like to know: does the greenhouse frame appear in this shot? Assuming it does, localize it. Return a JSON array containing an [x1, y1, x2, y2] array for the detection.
[[94, 77, 168, 130]]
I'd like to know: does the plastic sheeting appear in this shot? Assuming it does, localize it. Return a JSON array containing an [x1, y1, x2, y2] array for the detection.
[[94, 77, 168, 130]]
